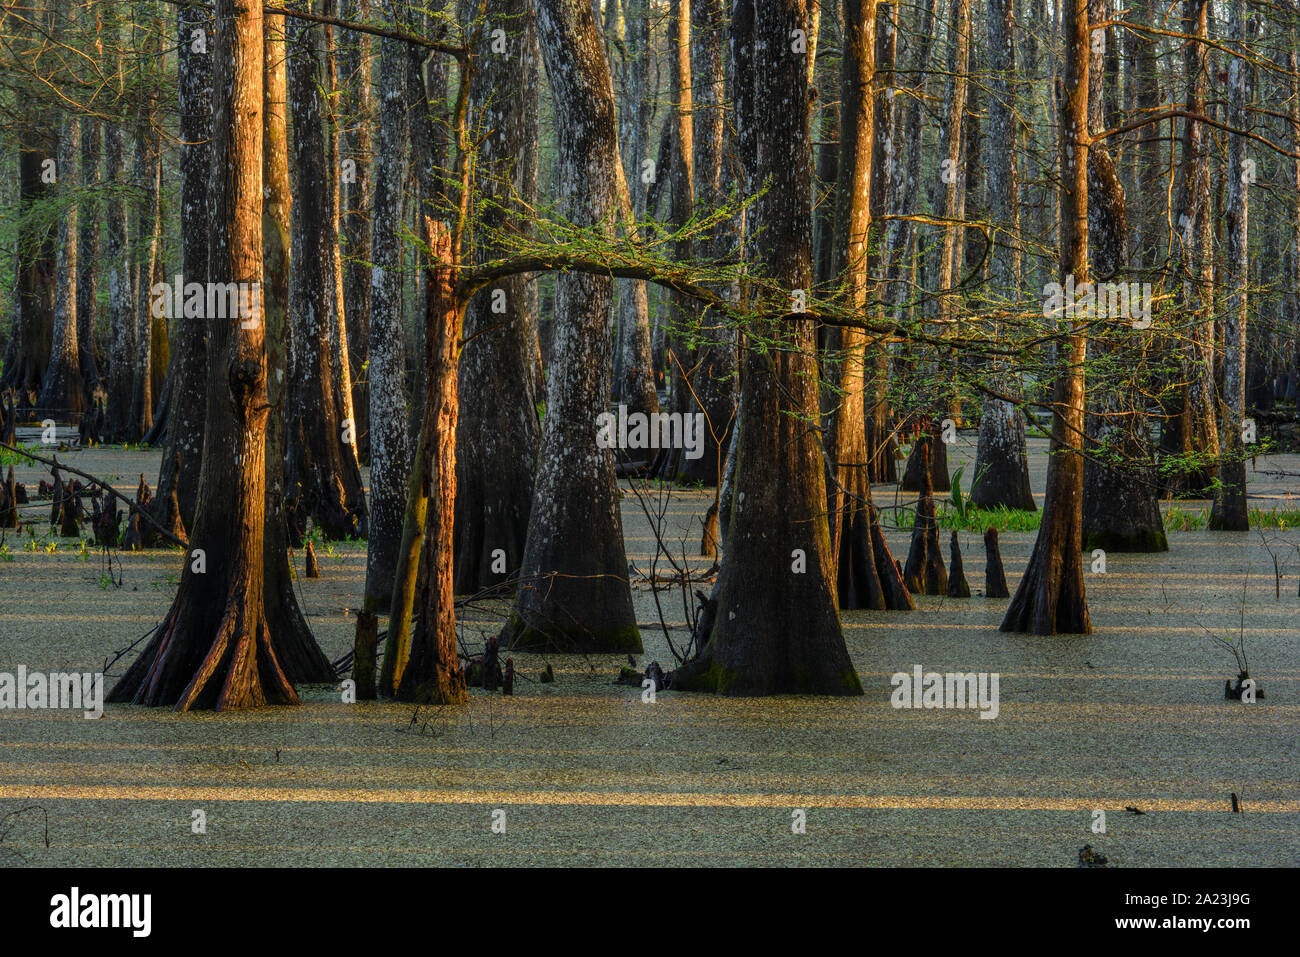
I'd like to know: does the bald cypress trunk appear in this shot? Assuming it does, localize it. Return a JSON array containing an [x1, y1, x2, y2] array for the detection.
[[1160, 0, 1219, 498], [1081, 0, 1166, 552], [500, 0, 641, 654], [396, 219, 468, 704], [110, 0, 333, 711], [674, 0, 735, 485], [1210, 0, 1250, 531], [286, 13, 368, 540], [340, 0, 373, 462], [363, 9, 412, 608], [154, 0, 214, 534], [675, 0, 861, 695], [971, 0, 1035, 513], [39, 105, 86, 417], [1001, 0, 1092, 636], [454, 0, 541, 594], [648, 0, 698, 482], [2, 9, 55, 405], [614, 0, 659, 419], [77, 116, 102, 394]]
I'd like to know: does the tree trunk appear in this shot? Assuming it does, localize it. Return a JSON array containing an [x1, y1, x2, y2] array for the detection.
[[340, 0, 373, 462], [129, 71, 162, 440], [395, 219, 468, 704], [1160, 0, 1219, 497], [1001, 0, 1092, 636], [674, 0, 736, 485], [971, 0, 1036, 512], [286, 13, 368, 540], [2, 12, 56, 405], [38, 104, 86, 417], [500, 0, 642, 654], [154, 0, 214, 534], [1081, 0, 1166, 551], [614, 0, 659, 418], [110, 0, 333, 711], [675, 0, 862, 695], [77, 116, 102, 393], [363, 10, 412, 608], [1210, 0, 1249, 530], [454, 0, 541, 594]]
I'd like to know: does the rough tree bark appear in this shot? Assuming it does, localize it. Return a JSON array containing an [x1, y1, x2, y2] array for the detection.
[[2, 9, 55, 404], [453, 0, 541, 594], [110, 0, 334, 711], [76, 115, 102, 393], [362, 7, 411, 608], [153, 0, 214, 534], [613, 0, 659, 418], [673, 0, 736, 485], [38, 100, 86, 417], [499, 0, 641, 653], [129, 64, 162, 440], [1210, 0, 1249, 531], [391, 219, 468, 703], [105, 106, 134, 438], [1081, 0, 1167, 551], [826, 0, 910, 611], [1001, 0, 1092, 635], [970, 0, 1036, 512], [286, 13, 368, 540], [1160, 0, 1219, 498], [675, 0, 863, 695]]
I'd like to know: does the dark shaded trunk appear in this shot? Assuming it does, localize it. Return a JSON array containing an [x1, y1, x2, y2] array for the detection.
[[971, 0, 1035, 512], [1001, 0, 1091, 635], [154, 0, 214, 535], [453, 0, 541, 595], [499, 0, 641, 654], [674, 0, 861, 696], [1081, 0, 1166, 552], [286, 13, 368, 540], [903, 438, 948, 595], [38, 104, 87, 418]]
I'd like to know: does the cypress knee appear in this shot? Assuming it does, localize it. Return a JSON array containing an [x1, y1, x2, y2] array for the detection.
[[947, 531, 971, 598], [984, 527, 1010, 598]]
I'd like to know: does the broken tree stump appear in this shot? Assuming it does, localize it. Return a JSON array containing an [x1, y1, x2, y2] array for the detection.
[[984, 527, 1011, 598], [305, 540, 320, 578], [947, 531, 971, 598]]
